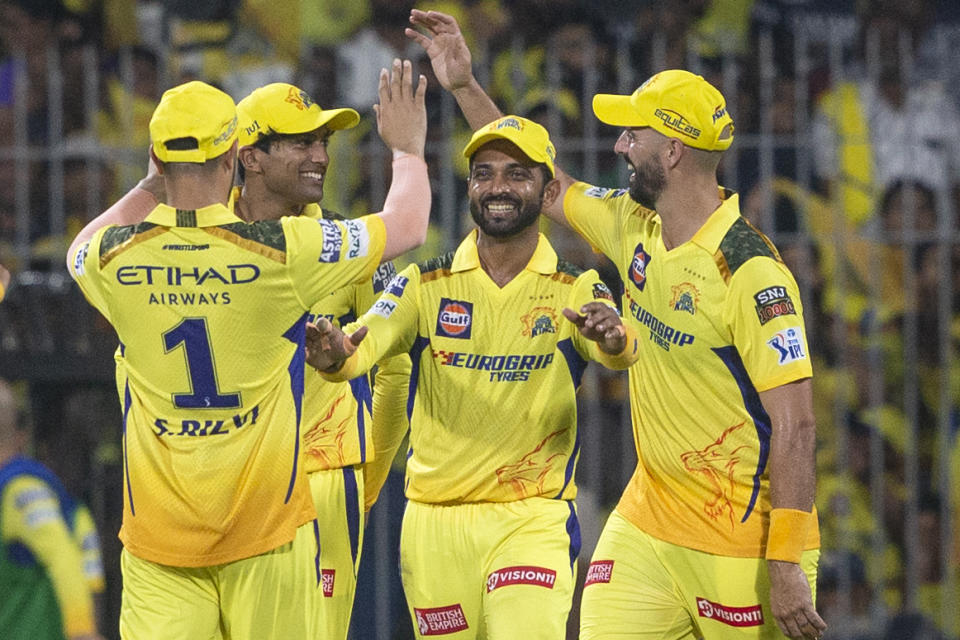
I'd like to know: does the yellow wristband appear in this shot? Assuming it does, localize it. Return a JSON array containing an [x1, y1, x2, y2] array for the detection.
[[0, 280, 5, 303], [765, 508, 814, 563]]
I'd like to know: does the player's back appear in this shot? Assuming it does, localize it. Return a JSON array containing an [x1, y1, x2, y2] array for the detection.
[[72, 202, 386, 566]]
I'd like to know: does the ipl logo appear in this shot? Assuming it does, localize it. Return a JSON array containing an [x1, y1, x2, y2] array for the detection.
[[628, 243, 652, 291], [767, 327, 806, 364]]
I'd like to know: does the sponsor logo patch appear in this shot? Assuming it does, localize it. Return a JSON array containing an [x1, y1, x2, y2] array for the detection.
[[414, 604, 469, 635], [372, 262, 398, 293], [343, 219, 369, 259], [628, 243, 652, 291], [371, 299, 397, 319], [436, 298, 473, 339], [321, 569, 335, 597], [584, 560, 614, 586], [696, 597, 764, 627], [767, 326, 806, 365], [317, 219, 342, 263], [521, 306, 557, 337], [712, 105, 727, 123], [385, 274, 409, 297], [592, 282, 615, 302], [584, 186, 627, 199], [73, 242, 89, 276], [669, 282, 700, 315], [754, 286, 796, 325], [496, 117, 522, 131], [486, 565, 557, 592], [653, 108, 702, 139]]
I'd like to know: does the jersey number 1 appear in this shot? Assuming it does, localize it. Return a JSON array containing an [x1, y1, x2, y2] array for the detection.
[[163, 318, 241, 409]]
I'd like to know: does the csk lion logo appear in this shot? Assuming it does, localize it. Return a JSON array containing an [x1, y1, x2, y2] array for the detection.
[[302, 393, 349, 467], [669, 282, 700, 315], [680, 422, 749, 530], [521, 307, 557, 338], [285, 86, 316, 111], [495, 429, 567, 498]]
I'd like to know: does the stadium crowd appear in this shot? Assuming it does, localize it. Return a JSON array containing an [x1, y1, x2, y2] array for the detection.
[[1, 0, 959, 638]]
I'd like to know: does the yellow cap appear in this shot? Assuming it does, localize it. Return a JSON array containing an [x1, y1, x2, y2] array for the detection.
[[149, 81, 238, 163], [592, 69, 734, 151], [462, 115, 556, 177], [237, 83, 360, 146]]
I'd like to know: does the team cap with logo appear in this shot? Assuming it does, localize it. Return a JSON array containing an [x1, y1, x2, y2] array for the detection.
[[462, 115, 557, 177], [592, 69, 734, 151], [237, 83, 360, 146], [149, 81, 238, 163]]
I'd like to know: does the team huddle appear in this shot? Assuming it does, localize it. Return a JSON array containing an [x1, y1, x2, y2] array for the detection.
[[67, 8, 825, 640]]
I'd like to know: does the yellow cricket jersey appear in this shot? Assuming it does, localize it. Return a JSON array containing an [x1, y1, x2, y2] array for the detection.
[[564, 183, 819, 558], [333, 230, 636, 504], [298, 203, 411, 474], [69, 202, 386, 567]]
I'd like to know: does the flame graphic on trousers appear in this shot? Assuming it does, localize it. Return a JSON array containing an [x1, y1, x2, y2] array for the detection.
[[680, 422, 748, 530], [302, 393, 349, 467], [495, 429, 567, 498]]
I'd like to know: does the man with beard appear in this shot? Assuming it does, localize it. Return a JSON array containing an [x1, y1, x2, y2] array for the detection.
[[406, 10, 826, 640], [307, 115, 640, 639]]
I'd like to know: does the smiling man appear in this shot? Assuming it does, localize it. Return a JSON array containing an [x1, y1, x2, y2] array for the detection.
[[306, 115, 639, 640]]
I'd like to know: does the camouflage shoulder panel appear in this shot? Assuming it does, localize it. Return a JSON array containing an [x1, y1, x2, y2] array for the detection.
[[219, 220, 287, 253], [417, 251, 455, 275], [99, 222, 159, 258], [555, 257, 585, 278], [717, 217, 781, 277]]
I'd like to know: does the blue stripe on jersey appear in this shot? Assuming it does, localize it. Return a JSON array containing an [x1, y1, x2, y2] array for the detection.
[[349, 378, 372, 462], [283, 312, 309, 504], [122, 380, 135, 515], [407, 335, 430, 422], [554, 425, 580, 500], [343, 466, 361, 568], [312, 519, 321, 586], [565, 501, 581, 571], [711, 346, 772, 523], [556, 338, 588, 388]]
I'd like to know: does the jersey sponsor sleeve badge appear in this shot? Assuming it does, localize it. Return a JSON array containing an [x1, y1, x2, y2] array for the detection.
[[385, 274, 409, 297], [72, 241, 90, 277], [584, 186, 627, 199], [754, 286, 796, 325], [767, 326, 807, 364], [435, 298, 473, 339], [372, 262, 398, 293], [696, 597, 764, 627], [486, 566, 557, 592], [520, 306, 557, 337], [584, 560, 614, 586], [669, 282, 700, 315], [317, 219, 342, 263], [628, 243, 652, 291], [343, 219, 370, 259], [371, 299, 397, 318], [414, 604, 469, 635]]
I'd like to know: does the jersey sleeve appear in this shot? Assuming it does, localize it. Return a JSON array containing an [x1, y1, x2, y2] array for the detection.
[[286, 214, 388, 308], [1, 477, 96, 637], [563, 181, 649, 260], [567, 271, 639, 370], [725, 257, 813, 392], [366, 352, 411, 511], [68, 229, 112, 323], [326, 264, 422, 382], [71, 504, 106, 594]]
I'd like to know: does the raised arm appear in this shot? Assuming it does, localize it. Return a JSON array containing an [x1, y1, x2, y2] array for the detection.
[[65, 158, 162, 269], [759, 379, 827, 640], [406, 9, 577, 226], [374, 59, 431, 261]]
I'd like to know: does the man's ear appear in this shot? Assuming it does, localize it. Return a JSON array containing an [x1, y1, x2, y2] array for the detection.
[[664, 137, 685, 170], [541, 177, 562, 209], [148, 145, 165, 175], [238, 144, 261, 175]]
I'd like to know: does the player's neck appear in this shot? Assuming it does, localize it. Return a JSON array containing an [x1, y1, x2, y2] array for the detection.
[[475, 225, 538, 288], [657, 176, 722, 251], [164, 176, 231, 211], [237, 184, 305, 222]]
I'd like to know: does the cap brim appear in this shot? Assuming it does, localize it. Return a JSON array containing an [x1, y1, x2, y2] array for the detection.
[[592, 94, 647, 127], [319, 108, 360, 131]]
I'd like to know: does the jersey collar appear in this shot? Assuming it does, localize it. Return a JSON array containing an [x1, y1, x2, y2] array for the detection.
[[690, 190, 740, 254], [451, 229, 558, 275], [145, 202, 243, 227]]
